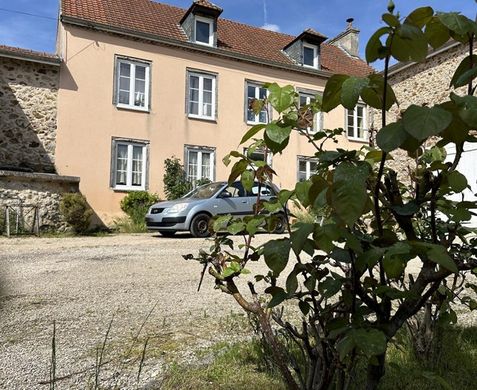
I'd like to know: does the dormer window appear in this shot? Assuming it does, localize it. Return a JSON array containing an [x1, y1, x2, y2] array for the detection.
[[195, 16, 213, 46], [303, 44, 318, 68]]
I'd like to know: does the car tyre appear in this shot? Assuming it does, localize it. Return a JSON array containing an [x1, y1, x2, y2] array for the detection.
[[190, 213, 211, 238], [159, 230, 176, 237], [273, 213, 287, 234]]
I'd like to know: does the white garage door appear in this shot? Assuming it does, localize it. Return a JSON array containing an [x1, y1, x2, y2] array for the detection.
[[446, 143, 477, 226]]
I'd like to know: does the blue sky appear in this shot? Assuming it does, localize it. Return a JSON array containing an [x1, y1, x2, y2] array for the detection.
[[0, 0, 475, 60]]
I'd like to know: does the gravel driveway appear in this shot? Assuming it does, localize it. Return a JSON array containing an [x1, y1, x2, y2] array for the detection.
[[0, 233, 277, 390]]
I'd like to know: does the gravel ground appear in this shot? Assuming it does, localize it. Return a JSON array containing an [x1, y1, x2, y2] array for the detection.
[[0, 233, 278, 390], [0, 233, 475, 389]]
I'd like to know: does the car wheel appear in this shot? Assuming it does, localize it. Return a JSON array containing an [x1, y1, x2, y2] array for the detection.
[[273, 213, 287, 234], [190, 213, 211, 238], [159, 230, 176, 237]]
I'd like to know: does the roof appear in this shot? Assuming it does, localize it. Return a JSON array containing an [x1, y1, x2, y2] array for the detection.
[[0, 45, 61, 66], [60, 0, 373, 77]]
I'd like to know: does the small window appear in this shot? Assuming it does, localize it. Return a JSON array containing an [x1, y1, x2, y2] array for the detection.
[[246, 82, 268, 124], [194, 16, 213, 46], [249, 184, 275, 197], [112, 139, 148, 190], [186, 146, 215, 186], [298, 157, 318, 181], [303, 44, 318, 68], [187, 71, 216, 120], [347, 103, 367, 140], [115, 58, 150, 111], [298, 92, 322, 134]]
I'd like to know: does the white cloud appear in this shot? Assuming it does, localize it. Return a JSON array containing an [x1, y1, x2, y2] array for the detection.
[[261, 23, 280, 32]]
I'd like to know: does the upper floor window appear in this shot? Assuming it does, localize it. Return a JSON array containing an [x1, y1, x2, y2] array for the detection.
[[115, 58, 150, 111], [303, 43, 318, 68], [194, 16, 214, 46], [112, 139, 148, 191], [246, 82, 268, 124], [347, 103, 367, 141], [298, 157, 318, 182], [185, 146, 215, 186], [298, 92, 322, 134], [187, 71, 216, 120]]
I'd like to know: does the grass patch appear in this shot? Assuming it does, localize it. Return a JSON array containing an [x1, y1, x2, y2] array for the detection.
[[112, 216, 148, 233]]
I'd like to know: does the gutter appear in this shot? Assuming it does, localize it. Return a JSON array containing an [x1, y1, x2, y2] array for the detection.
[[0, 50, 61, 67], [60, 15, 333, 79]]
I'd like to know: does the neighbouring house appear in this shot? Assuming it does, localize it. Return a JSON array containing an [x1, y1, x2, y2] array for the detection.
[[372, 39, 477, 225], [0, 45, 79, 231], [54, 0, 372, 224]]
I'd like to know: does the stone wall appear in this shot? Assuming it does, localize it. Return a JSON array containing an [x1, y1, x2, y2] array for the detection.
[[0, 171, 80, 232], [0, 57, 59, 173]]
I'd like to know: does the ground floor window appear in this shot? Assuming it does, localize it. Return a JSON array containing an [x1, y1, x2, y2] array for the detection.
[[111, 138, 148, 190], [244, 147, 273, 170], [298, 156, 318, 181], [185, 146, 215, 186], [346, 103, 367, 140]]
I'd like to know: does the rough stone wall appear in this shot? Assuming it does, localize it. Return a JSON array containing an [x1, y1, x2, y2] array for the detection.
[[0, 57, 59, 173], [0, 172, 79, 232], [371, 43, 475, 180]]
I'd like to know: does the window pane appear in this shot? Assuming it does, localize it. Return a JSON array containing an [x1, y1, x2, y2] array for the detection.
[[116, 144, 128, 185], [188, 151, 198, 181], [309, 161, 318, 174], [189, 102, 199, 115], [259, 87, 267, 100], [134, 79, 146, 107], [119, 62, 130, 77], [119, 90, 130, 105], [119, 77, 130, 91], [247, 85, 256, 99], [135, 66, 146, 80], [203, 77, 213, 92], [190, 75, 199, 89], [203, 90, 212, 104], [203, 103, 212, 117], [347, 109, 355, 137], [190, 88, 199, 103], [299, 94, 308, 107], [196, 20, 211, 43], [247, 107, 255, 122], [304, 47, 315, 66], [201, 152, 211, 179], [259, 111, 267, 123], [132, 146, 143, 186]]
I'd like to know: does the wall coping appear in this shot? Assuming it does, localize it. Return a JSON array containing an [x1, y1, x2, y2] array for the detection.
[[0, 170, 80, 184]]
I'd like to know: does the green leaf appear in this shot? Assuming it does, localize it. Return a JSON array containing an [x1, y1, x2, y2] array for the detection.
[[391, 24, 428, 62], [286, 270, 299, 296], [213, 215, 232, 232], [446, 171, 468, 193], [241, 170, 254, 193], [376, 121, 410, 152], [291, 222, 315, 255], [265, 122, 292, 145], [227, 221, 246, 235], [450, 55, 477, 88], [438, 12, 476, 36], [246, 217, 264, 235], [366, 27, 391, 63], [322, 75, 349, 113], [278, 189, 294, 206], [264, 130, 289, 154], [402, 105, 453, 140], [361, 74, 397, 111], [356, 247, 385, 272], [404, 7, 433, 28], [460, 108, 477, 128], [336, 334, 355, 361], [222, 261, 242, 278], [228, 159, 249, 184], [411, 242, 458, 273], [382, 13, 400, 28], [267, 288, 288, 308], [267, 83, 295, 114], [295, 180, 312, 207], [425, 17, 451, 49], [454, 66, 477, 89], [263, 239, 291, 276], [341, 77, 369, 110], [240, 124, 266, 144], [332, 162, 370, 226], [383, 242, 413, 279], [352, 329, 387, 357], [299, 300, 311, 316]]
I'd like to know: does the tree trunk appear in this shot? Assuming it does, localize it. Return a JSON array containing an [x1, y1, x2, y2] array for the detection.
[[366, 353, 386, 390]]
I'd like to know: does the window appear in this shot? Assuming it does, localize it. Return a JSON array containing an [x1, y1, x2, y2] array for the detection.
[[112, 139, 148, 190], [298, 92, 322, 134], [246, 82, 268, 124], [347, 103, 367, 140], [115, 58, 150, 111], [298, 157, 318, 181], [194, 16, 213, 46], [187, 71, 216, 120], [244, 147, 273, 169], [186, 146, 215, 185], [303, 43, 318, 68]]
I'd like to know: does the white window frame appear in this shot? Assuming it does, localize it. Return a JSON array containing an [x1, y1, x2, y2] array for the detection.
[[112, 140, 148, 191], [298, 91, 323, 134], [115, 58, 150, 112], [246, 82, 268, 125], [187, 71, 217, 120], [185, 146, 215, 185], [194, 16, 214, 46], [297, 156, 318, 181], [346, 103, 368, 141], [303, 43, 318, 69]]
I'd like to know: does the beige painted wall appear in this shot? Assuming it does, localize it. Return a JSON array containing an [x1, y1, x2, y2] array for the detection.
[[56, 25, 367, 223]]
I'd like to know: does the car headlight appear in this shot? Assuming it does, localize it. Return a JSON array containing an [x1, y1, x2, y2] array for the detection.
[[166, 203, 189, 214]]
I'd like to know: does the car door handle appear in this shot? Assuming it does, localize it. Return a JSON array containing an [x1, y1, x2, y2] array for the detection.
[[241, 201, 248, 203]]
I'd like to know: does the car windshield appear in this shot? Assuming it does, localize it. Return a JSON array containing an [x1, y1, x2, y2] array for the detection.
[[183, 183, 224, 199]]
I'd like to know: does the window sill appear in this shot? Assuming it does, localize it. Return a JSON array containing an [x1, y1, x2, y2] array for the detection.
[[116, 104, 150, 113], [193, 40, 215, 48], [302, 64, 319, 70], [188, 114, 217, 123], [246, 121, 267, 126], [347, 136, 369, 144], [112, 186, 146, 192]]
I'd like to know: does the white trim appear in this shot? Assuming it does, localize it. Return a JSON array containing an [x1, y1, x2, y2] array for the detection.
[[297, 156, 318, 181], [115, 58, 150, 111], [185, 146, 215, 184], [303, 43, 318, 69], [246, 82, 268, 125], [194, 15, 214, 47], [112, 141, 147, 191], [346, 103, 368, 141], [187, 71, 216, 120]]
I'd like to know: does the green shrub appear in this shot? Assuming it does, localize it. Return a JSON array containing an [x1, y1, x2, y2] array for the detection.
[[60, 193, 93, 234], [163, 157, 192, 200], [120, 191, 159, 225]]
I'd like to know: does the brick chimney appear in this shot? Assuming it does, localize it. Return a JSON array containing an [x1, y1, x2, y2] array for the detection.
[[328, 18, 360, 58]]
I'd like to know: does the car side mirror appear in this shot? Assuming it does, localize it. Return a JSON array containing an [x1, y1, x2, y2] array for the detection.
[[220, 191, 232, 198]]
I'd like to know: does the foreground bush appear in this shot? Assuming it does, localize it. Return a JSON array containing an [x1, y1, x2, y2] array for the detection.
[[60, 193, 93, 233]]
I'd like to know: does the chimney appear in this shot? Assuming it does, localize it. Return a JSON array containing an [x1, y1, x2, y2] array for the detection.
[[329, 18, 360, 58]]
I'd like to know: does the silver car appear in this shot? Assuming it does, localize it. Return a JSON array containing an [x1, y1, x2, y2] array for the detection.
[[145, 181, 287, 237]]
